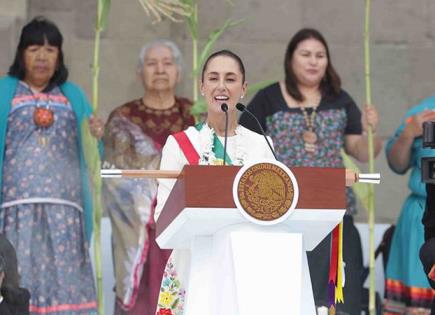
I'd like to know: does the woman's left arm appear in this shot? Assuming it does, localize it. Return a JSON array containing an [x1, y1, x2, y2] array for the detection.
[[344, 105, 383, 163]]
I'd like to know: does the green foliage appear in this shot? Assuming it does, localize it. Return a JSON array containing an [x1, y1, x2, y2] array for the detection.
[[138, 0, 191, 23], [195, 18, 245, 76], [183, 0, 275, 116], [97, 0, 111, 30], [180, 0, 197, 39], [91, 1, 112, 313]]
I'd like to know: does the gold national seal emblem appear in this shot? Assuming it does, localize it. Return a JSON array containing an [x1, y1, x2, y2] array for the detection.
[[234, 162, 298, 223]]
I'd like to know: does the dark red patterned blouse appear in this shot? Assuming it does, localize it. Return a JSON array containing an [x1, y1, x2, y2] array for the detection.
[[104, 97, 194, 168]]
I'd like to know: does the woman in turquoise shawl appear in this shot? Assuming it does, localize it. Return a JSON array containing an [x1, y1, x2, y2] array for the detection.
[[384, 96, 435, 314], [0, 17, 103, 314]]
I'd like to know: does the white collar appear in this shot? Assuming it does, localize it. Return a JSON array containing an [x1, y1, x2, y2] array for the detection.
[[197, 123, 247, 165]]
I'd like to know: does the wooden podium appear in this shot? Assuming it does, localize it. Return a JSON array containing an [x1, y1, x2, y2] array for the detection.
[[156, 165, 346, 315]]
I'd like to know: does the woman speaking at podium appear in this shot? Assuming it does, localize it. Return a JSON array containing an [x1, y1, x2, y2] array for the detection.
[[153, 50, 275, 314]]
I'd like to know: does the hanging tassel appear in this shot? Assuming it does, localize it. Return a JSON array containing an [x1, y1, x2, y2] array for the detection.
[[328, 281, 336, 307], [328, 224, 339, 308], [329, 221, 345, 310], [335, 222, 344, 303]]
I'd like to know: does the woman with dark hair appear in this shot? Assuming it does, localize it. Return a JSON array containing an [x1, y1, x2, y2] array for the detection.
[[239, 28, 383, 314], [153, 49, 275, 315], [0, 16, 102, 314]]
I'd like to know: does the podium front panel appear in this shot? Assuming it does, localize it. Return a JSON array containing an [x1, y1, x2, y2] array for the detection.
[[157, 165, 346, 237]]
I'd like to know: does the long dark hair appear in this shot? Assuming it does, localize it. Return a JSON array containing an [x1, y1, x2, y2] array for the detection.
[[284, 28, 341, 102], [201, 49, 246, 83], [8, 16, 68, 92]]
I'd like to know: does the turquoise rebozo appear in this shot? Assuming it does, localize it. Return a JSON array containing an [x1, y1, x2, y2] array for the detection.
[[195, 122, 233, 165], [0, 75, 96, 241]]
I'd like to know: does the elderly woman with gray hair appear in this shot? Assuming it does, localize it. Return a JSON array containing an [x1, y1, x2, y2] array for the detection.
[[102, 39, 194, 315]]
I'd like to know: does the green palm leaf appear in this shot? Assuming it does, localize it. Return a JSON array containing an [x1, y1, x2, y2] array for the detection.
[[97, 0, 111, 30], [195, 18, 245, 76], [138, 0, 191, 23], [180, 0, 197, 39]]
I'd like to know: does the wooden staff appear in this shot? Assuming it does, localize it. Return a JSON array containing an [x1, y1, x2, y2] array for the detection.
[[101, 168, 380, 185], [101, 169, 181, 178]]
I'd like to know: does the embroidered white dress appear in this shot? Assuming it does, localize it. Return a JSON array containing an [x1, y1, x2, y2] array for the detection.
[[154, 125, 275, 315]]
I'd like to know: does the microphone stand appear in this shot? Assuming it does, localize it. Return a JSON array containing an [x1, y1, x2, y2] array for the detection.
[[236, 103, 278, 160], [221, 103, 229, 166]]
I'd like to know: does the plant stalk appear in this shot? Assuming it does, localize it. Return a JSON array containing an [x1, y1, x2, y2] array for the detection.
[[364, 0, 376, 314]]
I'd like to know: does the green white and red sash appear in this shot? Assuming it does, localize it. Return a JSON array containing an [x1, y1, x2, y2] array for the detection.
[[173, 123, 233, 166]]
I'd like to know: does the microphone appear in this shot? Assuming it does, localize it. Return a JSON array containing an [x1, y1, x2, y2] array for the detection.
[[236, 103, 277, 160], [221, 103, 229, 166]]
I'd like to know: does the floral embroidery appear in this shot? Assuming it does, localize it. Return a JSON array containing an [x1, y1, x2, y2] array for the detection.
[[156, 259, 185, 315], [157, 309, 173, 315], [159, 291, 175, 306]]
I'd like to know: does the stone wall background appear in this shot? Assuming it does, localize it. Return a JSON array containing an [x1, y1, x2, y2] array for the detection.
[[1, 0, 435, 224]]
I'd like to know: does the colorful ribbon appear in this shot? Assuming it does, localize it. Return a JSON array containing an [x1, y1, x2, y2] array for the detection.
[[328, 222, 344, 308]]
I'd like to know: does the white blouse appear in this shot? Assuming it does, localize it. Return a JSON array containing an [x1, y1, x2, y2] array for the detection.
[[154, 124, 275, 221]]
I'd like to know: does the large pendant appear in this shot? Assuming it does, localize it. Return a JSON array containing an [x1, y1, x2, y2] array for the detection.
[[34, 107, 54, 147], [33, 107, 54, 128], [303, 131, 317, 152]]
